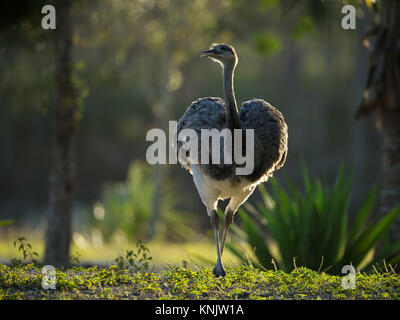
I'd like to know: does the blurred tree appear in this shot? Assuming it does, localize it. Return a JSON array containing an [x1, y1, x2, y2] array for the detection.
[[0, 1, 50, 223], [356, 0, 400, 242], [0, 1, 44, 33], [0, 1, 79, 265], [44, 0, 79, 266]]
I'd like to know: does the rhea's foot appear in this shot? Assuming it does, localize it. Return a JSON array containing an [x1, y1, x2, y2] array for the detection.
[[213, 265, 226, 277]]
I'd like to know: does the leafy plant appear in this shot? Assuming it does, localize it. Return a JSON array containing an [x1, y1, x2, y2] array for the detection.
[[90, 161, 196, 242], [113, 240, 154, 272], [0, 220, 13, 227], [70, 251, 81, 265], [11, 237, 39, 266], [228, 166, 400, 274]]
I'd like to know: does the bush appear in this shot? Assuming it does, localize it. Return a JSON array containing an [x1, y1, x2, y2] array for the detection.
[[0, 220, 13, 227], [89, 161, 196, 242], [228, 166, 400, 274]]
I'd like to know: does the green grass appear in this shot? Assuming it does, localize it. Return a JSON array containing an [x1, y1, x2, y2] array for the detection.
[[1, 236, 399, 300], [1, 263, 399, 300]]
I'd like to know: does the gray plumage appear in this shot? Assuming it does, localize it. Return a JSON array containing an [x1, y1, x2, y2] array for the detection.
[[176, 43, 288, 277], [177, 97, 288, 183]]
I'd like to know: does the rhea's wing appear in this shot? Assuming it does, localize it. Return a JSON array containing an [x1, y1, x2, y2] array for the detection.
[[239, 99, 288, 183], [175, 97, 236, 179], [177, 97, 226, 133]]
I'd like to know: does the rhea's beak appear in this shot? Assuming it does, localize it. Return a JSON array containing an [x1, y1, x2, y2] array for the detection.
[[200, 49, 216, 58]]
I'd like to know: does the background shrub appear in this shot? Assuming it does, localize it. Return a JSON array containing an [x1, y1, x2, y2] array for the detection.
[[228, 166, 400, 274]]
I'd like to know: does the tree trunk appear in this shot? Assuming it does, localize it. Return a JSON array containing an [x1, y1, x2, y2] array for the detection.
[[44, 0, 77, 267], [379, 110, 400, 242], [357, 0, 400, 242]]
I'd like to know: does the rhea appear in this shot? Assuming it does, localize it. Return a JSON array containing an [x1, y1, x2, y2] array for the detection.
[[176, 43, 288, 277]]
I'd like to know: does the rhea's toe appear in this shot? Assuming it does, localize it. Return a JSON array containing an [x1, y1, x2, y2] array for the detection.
[[212, 265, 226, 277]]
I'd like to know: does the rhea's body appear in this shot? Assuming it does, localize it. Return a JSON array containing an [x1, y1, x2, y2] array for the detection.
[[176, 44, 288, 277]]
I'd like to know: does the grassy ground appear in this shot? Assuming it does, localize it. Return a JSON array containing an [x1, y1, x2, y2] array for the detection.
[[1, 236, 399, 300], [1, 264, 400, 300]]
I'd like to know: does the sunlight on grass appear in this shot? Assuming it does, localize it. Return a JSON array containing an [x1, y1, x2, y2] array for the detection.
[[2, 264, 399, 300], [0, 235, 244, 270]]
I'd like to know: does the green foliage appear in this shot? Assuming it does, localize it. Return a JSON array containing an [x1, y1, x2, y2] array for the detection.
[[113, 240, 154, 273], [69, 251, 81, 265], [253, 31, 282, 56], [292, 15, 315, 40], [11, 237, 39, 266], [0, 220, 13, 227], [1, 263, 399, 300], [90, 161, 196, 242], [92, 162, 155, 241], [229, 166, 400, 274]]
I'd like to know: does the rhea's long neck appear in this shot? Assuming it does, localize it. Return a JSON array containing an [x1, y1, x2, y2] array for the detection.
[[223, 63, 241, 130]]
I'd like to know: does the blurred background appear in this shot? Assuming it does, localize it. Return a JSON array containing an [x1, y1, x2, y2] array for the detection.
[[0, 0, 389, 269]]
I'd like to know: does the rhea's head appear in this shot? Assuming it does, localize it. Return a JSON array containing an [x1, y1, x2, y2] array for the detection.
[[200, 43, 238, 69]]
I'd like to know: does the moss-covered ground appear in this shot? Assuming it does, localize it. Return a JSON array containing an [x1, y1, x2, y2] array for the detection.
[[1, 264, 399, 300]]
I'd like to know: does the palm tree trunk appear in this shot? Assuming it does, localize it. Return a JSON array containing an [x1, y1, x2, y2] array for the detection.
[[357, 0, 400, 242], [380, 110, 400, 242], [44, 0, 77, 266]]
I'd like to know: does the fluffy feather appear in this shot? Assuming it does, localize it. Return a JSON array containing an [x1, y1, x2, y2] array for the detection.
[[176, 97, 288, 184]]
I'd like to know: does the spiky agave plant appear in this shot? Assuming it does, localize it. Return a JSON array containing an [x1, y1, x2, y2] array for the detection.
[[228, 165, 400, 274]]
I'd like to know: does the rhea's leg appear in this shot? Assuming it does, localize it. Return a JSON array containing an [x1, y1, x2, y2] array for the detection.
[[220, 209, 234, 257], [220, 189, 255, 257], [209, 210, 226, 277], [191, 165, 225, 276]]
